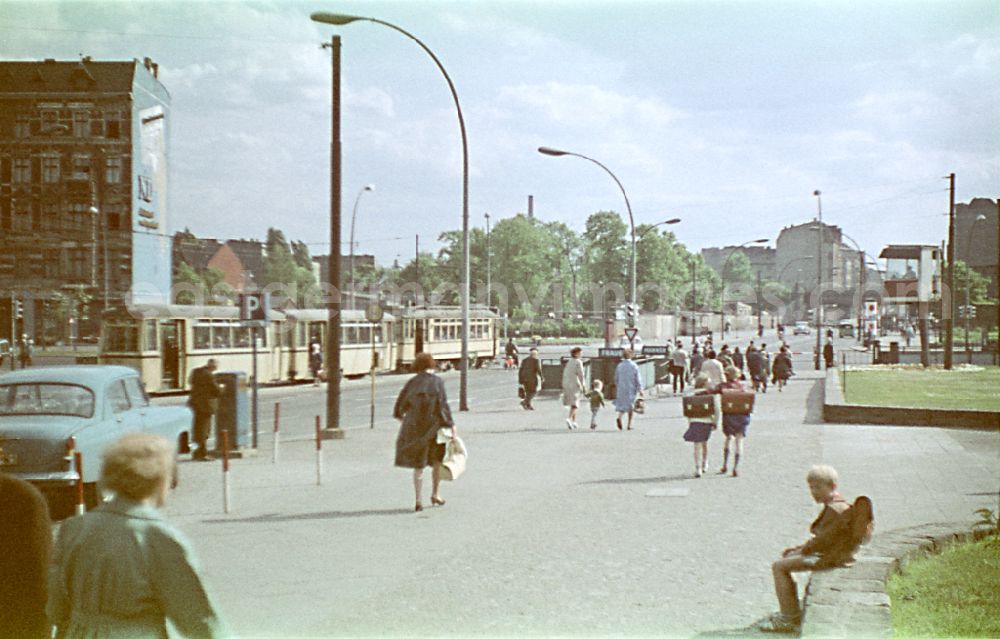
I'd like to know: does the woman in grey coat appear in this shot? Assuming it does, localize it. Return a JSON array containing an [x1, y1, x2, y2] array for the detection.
[[394, 352, 456, 512], [48, 433, 227, 639]]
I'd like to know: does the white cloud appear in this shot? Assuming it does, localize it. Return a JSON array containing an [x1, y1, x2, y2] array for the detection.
[[498, 82, 685, 129]]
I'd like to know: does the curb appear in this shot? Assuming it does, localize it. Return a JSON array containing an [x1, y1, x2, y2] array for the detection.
[[822, 368, 1000, 429], [800, 523, 992, 638]]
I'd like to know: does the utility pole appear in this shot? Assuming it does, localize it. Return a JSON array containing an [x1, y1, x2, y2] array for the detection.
[[996, 199, 1000, 367], [323, 34, 344, 438], [814, 190, 823, 370], [944, 173, 955, 370], [485, 213, 491, 309]]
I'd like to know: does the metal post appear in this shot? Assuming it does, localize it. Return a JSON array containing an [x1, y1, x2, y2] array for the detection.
[[370, 327, 376, 429], [9, 292, 15, 371], [251, 325, 259, 448], [945, 173, 955, 370], [324, 35, 344, 437], [996, 199, 999, 367], [485, 212, 491, 309], [814, 190, 823, 370]]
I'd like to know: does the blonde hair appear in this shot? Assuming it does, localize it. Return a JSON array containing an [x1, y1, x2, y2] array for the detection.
[[807, 464, 839, 487], [724, 365, 740, 381], [100, 433, 176, 501], [693, 373, 711, 389], [622, 348, 634, 359], [591, 379, 603, 390]]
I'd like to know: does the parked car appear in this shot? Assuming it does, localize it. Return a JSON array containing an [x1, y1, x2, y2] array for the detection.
[[793, 321, 811, 335], [0, 365, 192, 518], [838, 320, 855, 338]]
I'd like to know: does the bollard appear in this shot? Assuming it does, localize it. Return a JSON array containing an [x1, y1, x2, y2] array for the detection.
[[315, 415, 323, 486], [272, 401, 281, 464], [74, 451, 85, 516], [222, 430, 231, 514]]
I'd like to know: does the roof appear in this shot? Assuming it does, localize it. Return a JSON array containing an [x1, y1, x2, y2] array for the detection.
[[0, 59, 136, 95], [878, 245, 939, 260], [0, 365, 137, 386]]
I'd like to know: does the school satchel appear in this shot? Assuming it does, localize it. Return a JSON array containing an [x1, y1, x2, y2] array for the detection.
[[682, 394, 715, 418], [721, 390, 755, 415]]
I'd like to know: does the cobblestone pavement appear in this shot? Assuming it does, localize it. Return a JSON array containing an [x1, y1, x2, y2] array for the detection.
[[162, 355, 999, 638]]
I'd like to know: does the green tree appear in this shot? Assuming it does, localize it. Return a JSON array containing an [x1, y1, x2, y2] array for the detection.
[[636, 227, 692, 311]]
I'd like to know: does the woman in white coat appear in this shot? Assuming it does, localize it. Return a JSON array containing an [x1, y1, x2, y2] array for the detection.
[[561, 346, 586, 429]]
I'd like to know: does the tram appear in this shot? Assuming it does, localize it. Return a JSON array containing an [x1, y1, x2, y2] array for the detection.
[[99, 303, 497, 392]]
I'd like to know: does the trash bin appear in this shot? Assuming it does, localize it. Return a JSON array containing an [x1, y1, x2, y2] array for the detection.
[[887, 341, 900, 364], [214, 371, 249, 451]]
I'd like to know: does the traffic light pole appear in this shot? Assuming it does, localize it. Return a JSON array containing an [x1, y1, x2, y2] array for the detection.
[[9, 292, 16, 371]]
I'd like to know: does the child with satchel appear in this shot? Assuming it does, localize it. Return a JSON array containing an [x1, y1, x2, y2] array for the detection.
[[718, 365, 753, 477], [681, 373, 721, 477], [587, 379, 606, 430]]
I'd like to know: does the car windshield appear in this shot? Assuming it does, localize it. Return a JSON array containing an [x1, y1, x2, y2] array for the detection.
[[0, 383, 95, 418]]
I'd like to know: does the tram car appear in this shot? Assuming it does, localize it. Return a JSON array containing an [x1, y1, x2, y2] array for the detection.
[[99, 303, 497, 392]]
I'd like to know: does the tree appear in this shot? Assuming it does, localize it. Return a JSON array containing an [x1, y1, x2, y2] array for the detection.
[[263, 228, 317, 307], [953, 260, 991, 305], [635, 227, 692, 311]]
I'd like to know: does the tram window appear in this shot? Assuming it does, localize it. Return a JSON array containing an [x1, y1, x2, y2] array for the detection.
[[374, 325, 382, 344], [213, 322, 232, 349], [357, 326, 370, 344], [104, 323, 139, 353], [193, 324, 211, 350], [433, 324, 441, 340], [233, 326, 250, 348], [144, 320, 158, 352]]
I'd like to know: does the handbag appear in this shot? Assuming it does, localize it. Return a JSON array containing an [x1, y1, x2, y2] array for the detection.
[[682, 394, 715, 418], [721, 390, 755, 415], [633, 397, 645, 414], [517, 384, 526, 399], [440, 435, 467, 481]]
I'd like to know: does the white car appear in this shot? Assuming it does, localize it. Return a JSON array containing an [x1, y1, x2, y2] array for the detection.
[[793, 321, 811, 335]]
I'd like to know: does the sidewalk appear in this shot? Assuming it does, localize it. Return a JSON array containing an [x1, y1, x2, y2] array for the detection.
[[162, 357, 999, 637]]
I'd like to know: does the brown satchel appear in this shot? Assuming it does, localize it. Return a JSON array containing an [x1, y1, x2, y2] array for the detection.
[[682, 394, 715, 418], [720, 391, 754, 415]]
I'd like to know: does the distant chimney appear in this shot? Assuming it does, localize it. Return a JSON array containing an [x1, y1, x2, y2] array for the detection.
[[528, 195, 534, 219]]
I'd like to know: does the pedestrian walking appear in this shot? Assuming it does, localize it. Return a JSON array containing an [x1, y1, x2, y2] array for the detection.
[[48, 433, 228, 638], [718, 344, 733, 369], [17, 334, 32, 369], [759, 343, 771, 393], [586, 379, 605, 430], [772, 345, 794, 391], [309, 342, 323, 386], [0, 471, 51, 639], [700, 349, 725, 390], [393, 352, 455, 512], [689, 346, 704, 380], [823, 339, 834, 369], [518, 348, 543, 410], [682, 373, 720, 477], [746, 345, 764, 393], [613, 348, 643, 431], [670, 341, 689, 394], [732, 346, 745, 379], [561, 347, 586, 429], [187, 358, 221, 461], [718, 365, 751, 477], [504, 338, 519, 369]]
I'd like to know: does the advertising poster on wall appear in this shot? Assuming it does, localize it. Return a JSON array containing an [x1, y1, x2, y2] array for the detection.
[[131, 100, 170, 303]]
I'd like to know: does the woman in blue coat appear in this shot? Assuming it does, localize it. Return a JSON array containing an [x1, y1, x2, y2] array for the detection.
[[48, 433, 228, 638], [613, 349, 643, 430]]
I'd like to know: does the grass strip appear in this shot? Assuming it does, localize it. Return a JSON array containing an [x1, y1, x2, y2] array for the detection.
[[841, 367, 1000, 411]]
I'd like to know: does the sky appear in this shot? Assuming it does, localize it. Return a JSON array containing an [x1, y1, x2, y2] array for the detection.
[[3, 0, 998, 268]]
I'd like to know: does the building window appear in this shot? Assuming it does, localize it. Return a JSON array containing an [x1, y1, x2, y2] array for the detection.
[[67, 249, 88, 280], [44, 249, 60, 278], [105, 203, 124, 231], [40, 109, 59, 133], [41, 202, 59, 231], [104, 156, 122, 184], [71, 153, 91, 179], [15, 115, 30, 138], [68, 202, 93, 231], [105, 112, 122, 139], [12, 201, 32, 232], [72, 110, 90, 137], [42, 154, 61, 183], [13, 158, 31, 183]]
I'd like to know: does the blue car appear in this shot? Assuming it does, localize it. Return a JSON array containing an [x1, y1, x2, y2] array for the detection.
[[0, 365, 192, 517]]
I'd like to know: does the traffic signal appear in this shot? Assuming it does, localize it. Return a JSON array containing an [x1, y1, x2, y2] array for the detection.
[[625, 303, 638, 326], [15, 300, 23, 320]]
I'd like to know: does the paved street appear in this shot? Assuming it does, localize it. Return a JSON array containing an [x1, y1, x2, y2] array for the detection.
[[152, 345, 998, 637]]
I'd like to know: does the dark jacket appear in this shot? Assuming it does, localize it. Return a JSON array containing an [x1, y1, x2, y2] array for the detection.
[[0, 474, 51, 639], [188, 366, 220, 414], [393, 372, 454, 469], [746, 349, 764, 379], [772, 353, 793, 380], [800, 496, 858, 567], [518, 357, 543, 392]]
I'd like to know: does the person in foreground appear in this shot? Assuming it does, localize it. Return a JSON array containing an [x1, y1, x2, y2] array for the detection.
[[394, 352, 455, 512], [759, 464, 873, 633], [48, 432, 228, 638], [0, 471, 52, 638]]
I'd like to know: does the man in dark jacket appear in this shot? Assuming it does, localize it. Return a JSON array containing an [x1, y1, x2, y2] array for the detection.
[[188, 359, 220, 460], [0, 472, 51, 638], [518, 348, 544, 410]]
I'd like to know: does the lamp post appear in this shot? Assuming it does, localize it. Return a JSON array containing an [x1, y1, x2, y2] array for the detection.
[[637, 218, 682, 240], [719, 239, 769, 338], [813, 190, 824, 370], [538, 146, 638, 326], [348, 184, 375, 311], [312, 11, 471, 411], [964, 214, 987, 361], [484, 212, 491, 309]]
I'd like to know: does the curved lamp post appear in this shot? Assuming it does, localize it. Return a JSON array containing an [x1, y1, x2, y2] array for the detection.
[[637, 218, 682, 240], [348, 184, 375, 311], [312, 11, 471, 411], [538, 146, 639, 325], [719, 239, 768, 337]]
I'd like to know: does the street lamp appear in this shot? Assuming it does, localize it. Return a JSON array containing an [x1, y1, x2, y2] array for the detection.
[[719, 239, 768, 337], [348, 184, 375, 311], [538, 146, 638, 325], [813, 190, 823, 370], [964, 214, 987, 361], [311, 11, 472, 412], [637, 218, 682, 240], [484, 212, 491, 309]]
